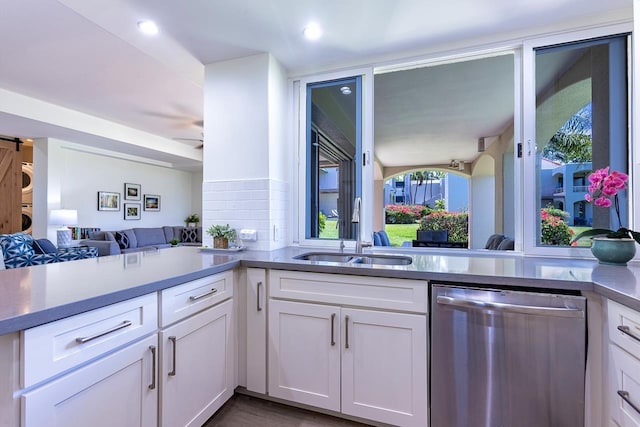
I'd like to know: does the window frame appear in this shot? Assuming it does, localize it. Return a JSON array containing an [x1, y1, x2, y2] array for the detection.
[[521, 22, 633, 257], [295, 67, 374, 249]]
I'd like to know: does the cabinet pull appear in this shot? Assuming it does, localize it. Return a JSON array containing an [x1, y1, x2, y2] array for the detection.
[[189, 288, 218, 301], [75, 320, 132, 344], [257, 281, 263, 312], [618, 390, 640, 415], [148, 345, 157, 390], [617, 325, 640, 343], [169, 336, 177, 376], [345, 315, 350, 349], [330, 313, 336, 346]]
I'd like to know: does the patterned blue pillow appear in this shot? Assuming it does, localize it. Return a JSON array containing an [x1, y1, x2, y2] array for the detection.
[[0, 232, 35, 262], [115, 231, 129, 249], [181, 228, 199, 243]]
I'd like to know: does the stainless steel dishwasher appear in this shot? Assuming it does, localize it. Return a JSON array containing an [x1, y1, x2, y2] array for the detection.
[[431, 284, 586, 427]]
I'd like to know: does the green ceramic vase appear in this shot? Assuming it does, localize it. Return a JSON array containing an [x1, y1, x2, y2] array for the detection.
[[590, 237, 636, 266]]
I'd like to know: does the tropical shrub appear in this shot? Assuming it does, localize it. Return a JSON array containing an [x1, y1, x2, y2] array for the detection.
[[418, 211, 468, 242], [319, 212, 326, 234], [385, 204, 429, 224], [540, 206, 573, 245]]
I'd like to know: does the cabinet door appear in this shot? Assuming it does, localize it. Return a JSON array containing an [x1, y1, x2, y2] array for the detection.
[[22, 335, 158, 427], [246, 268, 267, 394], [268, 300, 341, 411], [610, 344, 640, 427], [160, 299, 234, 427], [341, 308, 428, 427]]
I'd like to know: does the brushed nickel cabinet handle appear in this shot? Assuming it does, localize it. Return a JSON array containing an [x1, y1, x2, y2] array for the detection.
[[189, 288, 218, 301], [330, 313, 336, 346], [148, 345, 157, 390], [75, 320, 133, 344], [257, 281, 263, 312], [345, 315, 350, 349], [618, 325, 640, 343], [618, 390, 640, 415], [168, 336, 177, 376]]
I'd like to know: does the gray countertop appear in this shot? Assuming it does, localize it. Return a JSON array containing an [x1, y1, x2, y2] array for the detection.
[[1, 245, 639, 335]]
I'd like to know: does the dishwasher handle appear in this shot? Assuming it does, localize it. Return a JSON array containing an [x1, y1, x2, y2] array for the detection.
[[436, 295, 584, 318]]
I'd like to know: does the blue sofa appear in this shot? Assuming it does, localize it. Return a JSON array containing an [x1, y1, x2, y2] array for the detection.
[[80, 226, 202, 256], [0, 232, 98, 269]]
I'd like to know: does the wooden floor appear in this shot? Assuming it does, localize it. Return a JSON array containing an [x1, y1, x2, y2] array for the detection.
[[203, 394, 371, 426]]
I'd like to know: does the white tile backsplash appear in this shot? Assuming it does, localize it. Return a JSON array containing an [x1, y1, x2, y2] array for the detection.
[[202, 178, 289, 251]]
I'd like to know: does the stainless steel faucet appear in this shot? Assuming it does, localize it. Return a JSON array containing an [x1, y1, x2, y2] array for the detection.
[[351, 197, 371, 253]]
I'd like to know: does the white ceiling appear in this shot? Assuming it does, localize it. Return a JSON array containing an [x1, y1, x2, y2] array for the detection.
[[0, 0, 631, 170]]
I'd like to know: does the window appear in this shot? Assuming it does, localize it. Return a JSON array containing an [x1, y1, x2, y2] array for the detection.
[[305, 76, 362, 240], [532, 34, 629, 248]]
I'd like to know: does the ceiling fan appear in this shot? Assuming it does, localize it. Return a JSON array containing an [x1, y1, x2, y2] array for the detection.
[[140, 106, 204, 148], [173, 135, 203, 149]]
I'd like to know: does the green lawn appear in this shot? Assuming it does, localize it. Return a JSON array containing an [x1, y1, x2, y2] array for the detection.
[[320, 220, 418, 246], [319, 220, 339, 239], [384, 223, 419, 246]]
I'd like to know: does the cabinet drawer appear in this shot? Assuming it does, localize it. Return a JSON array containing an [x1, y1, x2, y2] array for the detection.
[[159, 270, 233, 327], [609, 300, 640, 358], [269, 270, 428, 313], [21, 293, 157, 388], [610, 344, 640, 426]]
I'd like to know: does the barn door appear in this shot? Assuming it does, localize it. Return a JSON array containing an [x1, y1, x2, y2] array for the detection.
[[0, 140, 21, 234]]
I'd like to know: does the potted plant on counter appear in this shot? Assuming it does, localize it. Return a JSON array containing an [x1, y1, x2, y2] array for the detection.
[[571, 166, 640, 265], [206, 224, 237, 249], [185, 214, 200, 228]]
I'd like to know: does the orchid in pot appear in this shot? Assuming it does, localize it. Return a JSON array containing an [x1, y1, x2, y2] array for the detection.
[[571, 167, 639, 265]]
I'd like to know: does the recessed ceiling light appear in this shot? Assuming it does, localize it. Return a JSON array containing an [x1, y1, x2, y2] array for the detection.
[[137, 19, 159, 36], [340, 86, 352, 95], [303, 22, 322, 41]]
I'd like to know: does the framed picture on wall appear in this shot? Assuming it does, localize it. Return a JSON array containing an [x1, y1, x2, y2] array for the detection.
[[97, 191, 120, 211], [124, 183, 141, 201], [124, 203, 141, 220], [143, 194, 160, 211]]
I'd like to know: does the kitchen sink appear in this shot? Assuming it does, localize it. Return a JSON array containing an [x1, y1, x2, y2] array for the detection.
[[293, 252, 356, 263], [350, 254, 413, 265], [293, 252, 412, 266]]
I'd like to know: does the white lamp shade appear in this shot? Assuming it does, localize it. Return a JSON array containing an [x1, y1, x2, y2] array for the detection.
[[50, 209, 78, 226]]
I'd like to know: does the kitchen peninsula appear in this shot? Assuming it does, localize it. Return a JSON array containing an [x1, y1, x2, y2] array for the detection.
[[0, 246, 639, 426]]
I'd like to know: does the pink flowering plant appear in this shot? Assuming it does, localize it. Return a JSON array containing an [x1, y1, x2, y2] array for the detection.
[[571, 166, 640, 244]]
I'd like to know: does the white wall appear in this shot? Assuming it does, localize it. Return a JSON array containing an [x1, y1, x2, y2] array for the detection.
[[39, 139, 200, 242], [204, 54, 269, 181], [203, 53, 289, 251]]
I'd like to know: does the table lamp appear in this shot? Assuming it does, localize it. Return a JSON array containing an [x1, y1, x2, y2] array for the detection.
[[50, 209, 78, 248]]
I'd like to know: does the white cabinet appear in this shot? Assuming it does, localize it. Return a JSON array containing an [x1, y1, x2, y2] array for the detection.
[[268, 300, 341, 411], [19, 294, 159, 427], [341, 307, 427, 426], [268, 291, 428, 427], [246, 268, 267, 394], [158, 270, 235, 427], [22, 334, 158, 427], [608, 300, 640, 426]]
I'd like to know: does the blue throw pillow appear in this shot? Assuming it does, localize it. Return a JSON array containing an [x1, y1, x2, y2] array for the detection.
[[373, 232, 382, 246], [378, 230, 391, 246], [32, 238, 58, 254]]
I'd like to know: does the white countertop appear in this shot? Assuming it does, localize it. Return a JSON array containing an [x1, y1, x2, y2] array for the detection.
[[1, 245, 639, 334]]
